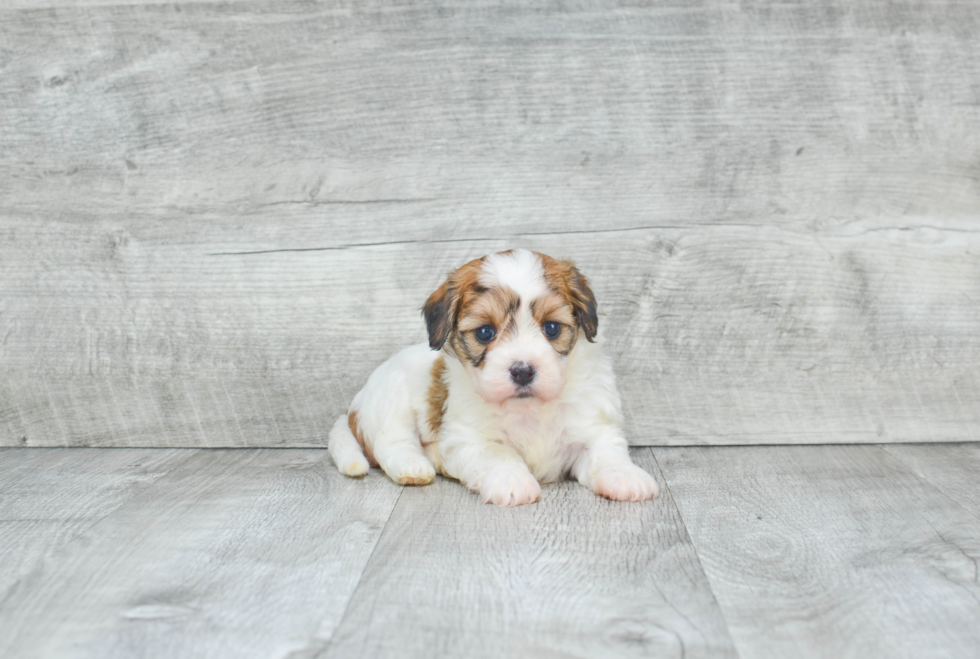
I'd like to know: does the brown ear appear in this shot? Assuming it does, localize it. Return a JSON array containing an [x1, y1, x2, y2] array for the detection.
[[539, 254, 599, 342], [566, 266, 598, 342], [422, 280, 452, 350], [421, 257, 487, 351]]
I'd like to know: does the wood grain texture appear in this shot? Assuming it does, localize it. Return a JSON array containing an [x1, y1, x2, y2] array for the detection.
[[654, 445, 980, 659], [882, 443, 980, 520], [4, 1, 980, 222], [326, 449, 737, 659], [0, 448, 194, 610], [2, 0, 979, 447], [0, 449, 404, 659], [3, 445, 979, 657], [2, 225, 978, 447], [8, 0, 239, 7]]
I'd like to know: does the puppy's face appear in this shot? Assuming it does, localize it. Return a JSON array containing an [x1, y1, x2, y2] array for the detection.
[[423, 249, 598, 405]]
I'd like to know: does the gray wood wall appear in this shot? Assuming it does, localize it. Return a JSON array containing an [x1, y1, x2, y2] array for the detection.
[[2, 0, 978, 447]]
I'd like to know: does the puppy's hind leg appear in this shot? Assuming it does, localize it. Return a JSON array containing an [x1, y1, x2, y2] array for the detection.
[[328, 414, 371, 478]]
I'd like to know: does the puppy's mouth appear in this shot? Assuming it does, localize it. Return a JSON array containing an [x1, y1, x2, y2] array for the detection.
[[511, 384, 538, 400]]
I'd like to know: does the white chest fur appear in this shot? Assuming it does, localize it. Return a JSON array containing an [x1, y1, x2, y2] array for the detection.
[[495, 400, 577, 482]]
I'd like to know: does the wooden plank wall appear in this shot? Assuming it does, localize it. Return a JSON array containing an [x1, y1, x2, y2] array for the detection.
[[2, 0, 978, 447]]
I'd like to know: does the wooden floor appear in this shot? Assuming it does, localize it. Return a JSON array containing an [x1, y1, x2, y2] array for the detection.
[[2, 445, 978, 658]]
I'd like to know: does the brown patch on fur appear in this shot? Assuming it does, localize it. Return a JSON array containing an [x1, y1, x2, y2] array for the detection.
[[422, 257, 486, 351], [422, 281, 451, 350], [454, 286, 521, 367], [424, 251, 597, 365], [537, 253, 599, 342], [347, 410, 378, 467], [449, 258, 490, 320], [426, 254, 539, 366], [425, 355, 448, 442], [529, 293, 575, 326], [457, 287, 520, 332], [530, 292, 578, 355]]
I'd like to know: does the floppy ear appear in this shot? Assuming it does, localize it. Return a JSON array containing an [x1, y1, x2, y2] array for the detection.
[[421, 257, 486, 351], [423, 280, 452, 350], [565, 264, 598, 342]]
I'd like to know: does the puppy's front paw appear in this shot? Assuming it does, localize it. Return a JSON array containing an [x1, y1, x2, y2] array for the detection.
[[384, 454, 436, 486], [593, 463, 659, 502], [474, 466, 542, 507]]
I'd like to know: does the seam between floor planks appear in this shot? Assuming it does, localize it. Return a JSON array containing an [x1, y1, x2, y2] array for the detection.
[[646, 447, 745, 659], [323, 448, 739, 659], [5, 445, 980, 658], [325, 483, 407, 650], [0, 449, 407, 659]]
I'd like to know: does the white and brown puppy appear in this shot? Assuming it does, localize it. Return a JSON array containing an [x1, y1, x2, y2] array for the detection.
[[328, 249, 659, 507]]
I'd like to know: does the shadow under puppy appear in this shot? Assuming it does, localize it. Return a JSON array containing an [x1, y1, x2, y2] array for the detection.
[[329, 249, 659, 506]]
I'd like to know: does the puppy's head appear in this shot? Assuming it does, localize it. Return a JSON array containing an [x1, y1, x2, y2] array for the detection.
[[422, 249, 597, 404]]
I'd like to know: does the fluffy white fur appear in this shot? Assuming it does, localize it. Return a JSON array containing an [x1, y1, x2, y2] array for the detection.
[[328, 249, 659, 507]]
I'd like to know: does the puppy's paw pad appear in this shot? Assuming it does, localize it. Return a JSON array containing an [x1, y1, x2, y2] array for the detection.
[[397, 473, 434, 486], [477, 468, 542, 507], [593, 464, 659, 502], [340, 460, 370, 478], [387, 455, 436, 486]]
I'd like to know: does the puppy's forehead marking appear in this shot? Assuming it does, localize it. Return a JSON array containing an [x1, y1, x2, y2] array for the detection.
[[479, 249, 548, 304]]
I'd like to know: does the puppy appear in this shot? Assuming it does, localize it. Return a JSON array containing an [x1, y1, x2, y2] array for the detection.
[[328, 249, 659, 507]]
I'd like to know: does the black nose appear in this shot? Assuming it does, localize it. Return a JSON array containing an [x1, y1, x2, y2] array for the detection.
[[509, 362, 535, 387]]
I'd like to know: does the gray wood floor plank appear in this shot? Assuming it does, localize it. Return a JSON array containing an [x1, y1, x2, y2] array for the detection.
[[0, 448, 190, 507], [0, 448, 196, 613], [881, 443, 980, 521], [325, 449, 737, 659], [653, 445, 980, 659], [1, 0, 979, 448], [0, 449, 403, 659]]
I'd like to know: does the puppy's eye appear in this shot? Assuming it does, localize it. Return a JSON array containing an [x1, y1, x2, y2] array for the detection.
[[543, 321, 561, 339], [474, 325, 496, 344]]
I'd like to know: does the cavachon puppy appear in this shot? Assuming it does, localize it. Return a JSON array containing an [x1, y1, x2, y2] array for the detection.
[[328, 249, 659, 507]]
